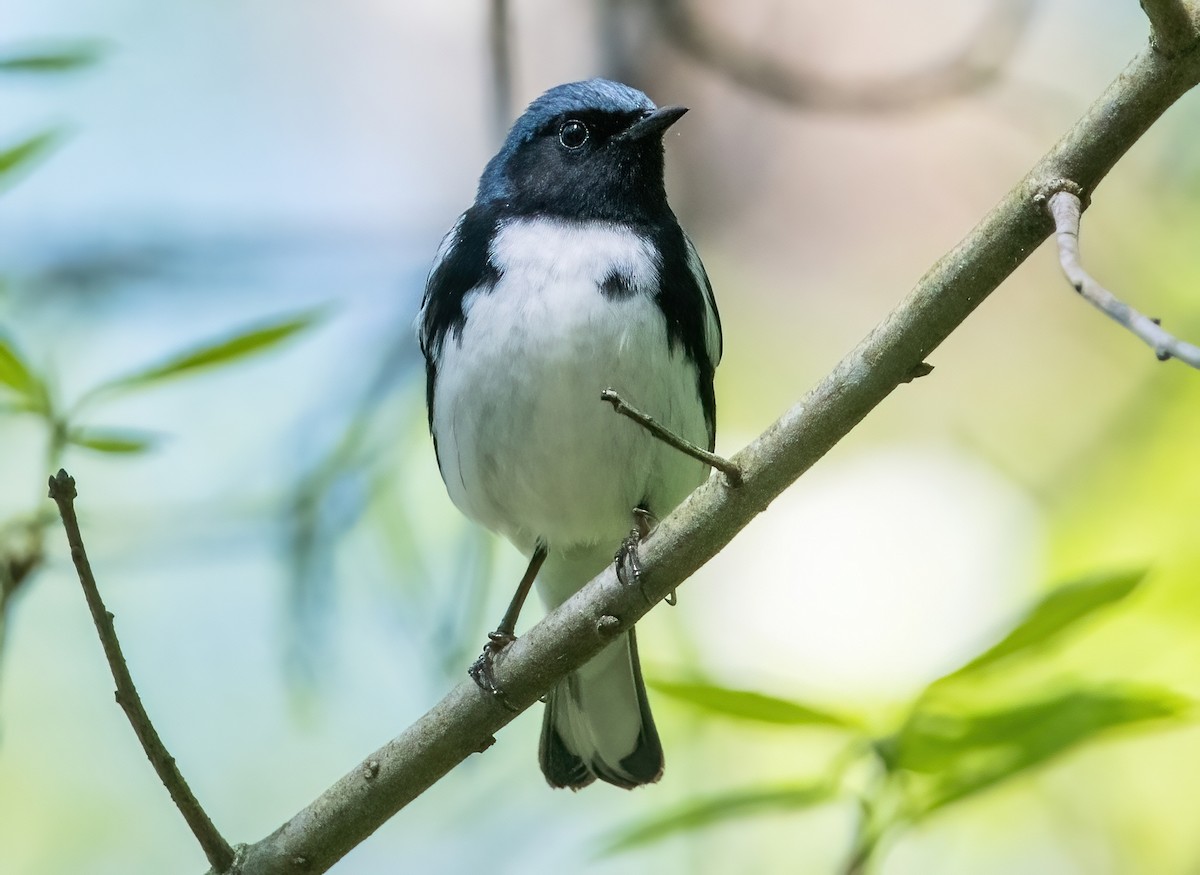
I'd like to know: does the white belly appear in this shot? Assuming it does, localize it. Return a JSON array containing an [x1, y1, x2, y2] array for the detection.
[[431, 217, 709, 556]]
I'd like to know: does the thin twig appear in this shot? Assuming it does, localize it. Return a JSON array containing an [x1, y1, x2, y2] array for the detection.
[[648, 0, 1035, 112], [600, 388, 744, 486], [1047, 190, 1200, 369], [1141, 0, 1200, 58], [47, 470, 235, 873]]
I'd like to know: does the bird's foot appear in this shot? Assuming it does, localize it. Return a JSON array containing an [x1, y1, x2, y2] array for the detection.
[[467, 543, 547, 713], [468, 630, 520, 712], [614, 529, 643, 588], [615, 506, 656, 589]]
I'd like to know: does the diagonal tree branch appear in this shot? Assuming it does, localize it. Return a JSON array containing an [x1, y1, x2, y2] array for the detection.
[[47, 471, 235, 873], [220, 32, 1200, 875]]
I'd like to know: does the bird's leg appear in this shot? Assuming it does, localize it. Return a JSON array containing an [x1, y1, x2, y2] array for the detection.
[[615, 505, 656, 590], [469, 541, 547, 709]]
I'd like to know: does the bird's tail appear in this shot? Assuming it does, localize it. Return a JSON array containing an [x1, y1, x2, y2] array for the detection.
[[539, 628, 663, 790]]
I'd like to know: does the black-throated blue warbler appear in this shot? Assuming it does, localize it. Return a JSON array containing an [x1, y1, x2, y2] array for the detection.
[[418, 79, 721, 789]]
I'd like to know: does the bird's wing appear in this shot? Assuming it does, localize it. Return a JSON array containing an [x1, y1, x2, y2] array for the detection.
[[416, 211, 468, 357], [683, 231, 723, 370], [416, 205, 504, 446]]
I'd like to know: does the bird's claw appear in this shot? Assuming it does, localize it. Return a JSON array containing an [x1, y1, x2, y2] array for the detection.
[[614, 529, 642, 587], [468, 631, 520, 712], [616, 506, 657, 596]]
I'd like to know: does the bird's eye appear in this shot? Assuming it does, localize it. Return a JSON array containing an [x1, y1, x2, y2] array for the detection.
[[558, 120, 589, 150]]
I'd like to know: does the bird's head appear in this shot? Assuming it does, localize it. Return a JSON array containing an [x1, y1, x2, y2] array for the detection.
[[477, 78, 687, 222]]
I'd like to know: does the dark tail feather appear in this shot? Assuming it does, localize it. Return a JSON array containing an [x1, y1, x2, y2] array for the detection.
[[539, 685, 596, 790], [538, 629, 663, 790]]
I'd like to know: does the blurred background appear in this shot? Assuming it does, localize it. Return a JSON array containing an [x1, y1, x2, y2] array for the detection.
[[2, 1, 1199, 873]]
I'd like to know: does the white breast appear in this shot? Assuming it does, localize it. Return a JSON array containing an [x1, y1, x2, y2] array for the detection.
[[432, 216, 709, 556]]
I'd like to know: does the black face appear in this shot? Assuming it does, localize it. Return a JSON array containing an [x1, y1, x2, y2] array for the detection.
[[502, 109, 672, 223]]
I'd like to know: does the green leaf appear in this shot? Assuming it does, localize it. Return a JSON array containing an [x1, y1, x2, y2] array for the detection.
[[946, 570, 1147, 679], [88, 309, 324, 396], [649, 679, 858, 728], [886, 684, 1190, 816], [0, 42, 106, 73], [0, 335, 49, 412], [67, 428, 159, 454], [0, 129, 63, 189], [603, 782, 833, 853]]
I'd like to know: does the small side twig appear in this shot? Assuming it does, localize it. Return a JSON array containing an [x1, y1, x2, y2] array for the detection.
[[47, 470, 235, 873], [1140, 0, 1200, 58], [901, 361, 935, 383], [1046, 190, 1200, 369], [600, 388, 744, 486]]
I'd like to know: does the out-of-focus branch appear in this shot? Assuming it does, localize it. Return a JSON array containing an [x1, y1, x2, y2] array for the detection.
[[222, 32, 1200, 875], [0, 520, 44, 604], [649, 0, 1035, 111], [1045, 189, 1200, 368], [0, 521, 44, 659], [1141, 0, 1199, 58], [0, 513, 56, 679], [47, 470, 235, 873], [488, 0, 514, 140]]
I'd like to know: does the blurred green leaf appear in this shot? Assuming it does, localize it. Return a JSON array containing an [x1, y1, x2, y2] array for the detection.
[[0, 42, 105, 73], [0, 335, 49, 413], [86, 309, 324, 396], [0, 338, 37, 394], [944, 569, 1146, 680], [67, 428, 159, 454], [0, 129, 63, 189], [603, 782, 833, 853], [885, 684, 1189, 815], [649, 679, 858, 728]]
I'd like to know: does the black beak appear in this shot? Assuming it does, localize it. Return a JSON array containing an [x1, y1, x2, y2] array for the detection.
[[616, 105, 689, 142]]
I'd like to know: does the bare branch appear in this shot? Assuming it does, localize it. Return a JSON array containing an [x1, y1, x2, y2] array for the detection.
[[47, 470, 235, 873], [1046, 189, 1200, 368], [1141, 0, 1200, 58], [649, 0, 1035, 112], [224, 33, 1200, 875], [600, 388, 743, 486]]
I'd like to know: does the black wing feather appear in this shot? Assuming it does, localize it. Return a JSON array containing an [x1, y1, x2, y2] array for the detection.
[[417, 204, 504, 446]]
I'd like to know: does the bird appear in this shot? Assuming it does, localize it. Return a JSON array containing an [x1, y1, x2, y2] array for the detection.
[[417, 78, 721, 790]]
